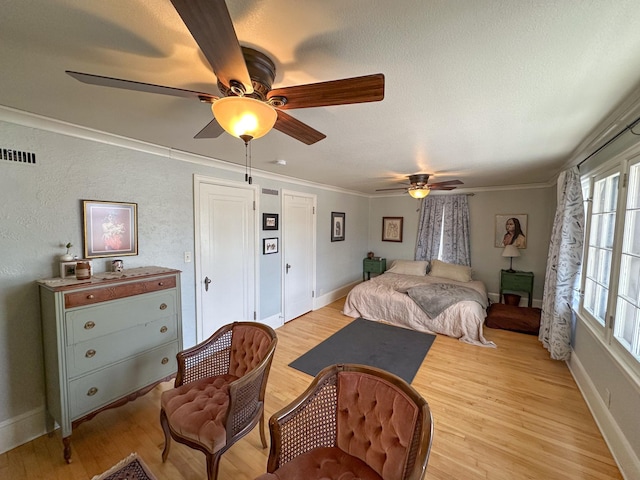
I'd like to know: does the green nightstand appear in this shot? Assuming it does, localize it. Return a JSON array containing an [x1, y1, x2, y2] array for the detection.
[[500, 269, 534, 307], [363, 258, 386, 281]]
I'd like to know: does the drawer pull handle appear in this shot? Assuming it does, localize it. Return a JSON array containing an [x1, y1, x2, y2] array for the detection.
[[158, 282, 164, 286], [161, 357, 169, 365], [85, 349, 96, 358], [87, 294, 95, 299], [160, 326, 168, 333], [159, 303, 167, 310], [87, 387, 98, 396], [84, 321, 95, 330]]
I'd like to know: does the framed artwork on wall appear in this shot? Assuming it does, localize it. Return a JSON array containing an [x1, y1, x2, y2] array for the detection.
[[331, 212, 345, 242], [495, 214, 527, 249], [83, 200, 138, 258], [263, 213, 278, 230], [263, 237, 278, 254], [382, 216, 403, 242]]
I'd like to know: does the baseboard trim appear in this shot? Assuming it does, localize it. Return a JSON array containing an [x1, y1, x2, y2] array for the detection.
[[261, 313, 284, 331], [314, 280, 359, 310], [568, 351, 640, 480], [0, 406, 48, 455]]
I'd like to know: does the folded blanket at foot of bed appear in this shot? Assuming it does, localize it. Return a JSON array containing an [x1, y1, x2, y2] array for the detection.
[[407, 283, 488, 318]]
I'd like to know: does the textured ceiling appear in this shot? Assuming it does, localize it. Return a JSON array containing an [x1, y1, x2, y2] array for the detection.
[[2, 0, 640, 194]]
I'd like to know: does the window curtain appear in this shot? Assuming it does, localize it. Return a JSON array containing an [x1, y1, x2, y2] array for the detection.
[[415, 194, 471, 266], [539, 167, 584, 360]]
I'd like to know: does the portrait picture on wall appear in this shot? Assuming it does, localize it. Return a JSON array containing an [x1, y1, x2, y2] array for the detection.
[[495, 214, 527, 249], [83, 200, 138, 258], [382, 217, 403, 242], [331, 212, 345, 242]]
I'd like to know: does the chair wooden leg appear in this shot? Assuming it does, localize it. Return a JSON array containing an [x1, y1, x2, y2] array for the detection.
[[259, 410, 267, 448], [206, 452, 222, 480], [160, 409, 171, 462]]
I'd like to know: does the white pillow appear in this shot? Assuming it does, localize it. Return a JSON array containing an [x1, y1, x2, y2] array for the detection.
[[387, 260, 429, 276], [428, 259, 472, 282]]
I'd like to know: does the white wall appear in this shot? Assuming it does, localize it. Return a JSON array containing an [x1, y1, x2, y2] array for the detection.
[[0, 109, 370, 453]]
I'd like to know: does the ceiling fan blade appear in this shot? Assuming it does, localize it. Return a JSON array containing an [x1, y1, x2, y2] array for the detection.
[[170, 0, 252, 93], [273, 110, 326, 145], [429, 186, 458, 190], [428, 180, 464, 187], [268, 73, 384, 109], [194, 119, 224, 139], [66, 71, 218, 101], [375, 188, 408, 192]]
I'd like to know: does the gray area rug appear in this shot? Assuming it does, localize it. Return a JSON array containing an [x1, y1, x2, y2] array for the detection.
[[289, 318, 435, 383]]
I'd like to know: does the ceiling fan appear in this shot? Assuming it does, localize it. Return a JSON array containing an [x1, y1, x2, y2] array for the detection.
[[376, 174, 463, 198], [65, 0, 385, 146]]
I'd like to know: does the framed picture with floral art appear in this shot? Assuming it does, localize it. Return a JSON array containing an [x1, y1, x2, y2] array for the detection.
[[83, 200, 138, 258], [382, 217, 403, 242]]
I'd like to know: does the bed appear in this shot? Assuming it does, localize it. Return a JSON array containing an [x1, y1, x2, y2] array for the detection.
[[343, 260, 495, 347]]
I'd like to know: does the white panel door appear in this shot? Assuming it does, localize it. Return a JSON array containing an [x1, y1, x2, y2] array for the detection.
[[197, 180, 256, 340], [283, 192, 315, 322]]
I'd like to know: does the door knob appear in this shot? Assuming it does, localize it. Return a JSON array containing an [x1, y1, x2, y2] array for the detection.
[[204, 276, 212, 291], [286, 263, 291, 273]]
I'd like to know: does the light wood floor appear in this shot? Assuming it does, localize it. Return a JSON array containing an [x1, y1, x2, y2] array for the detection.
[[0, 299, 622, 479]]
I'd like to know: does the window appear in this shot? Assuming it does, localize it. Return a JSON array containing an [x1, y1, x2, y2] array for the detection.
[[613, 162, 640, 361], [581, 154, 640, 369], [583, 170, 619, 325]]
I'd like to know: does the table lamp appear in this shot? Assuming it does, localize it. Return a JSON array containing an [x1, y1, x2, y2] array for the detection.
[[502, 244, 520, 273]]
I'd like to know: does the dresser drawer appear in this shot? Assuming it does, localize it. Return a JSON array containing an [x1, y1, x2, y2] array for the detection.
[[66, 316, 178, 378], [69, 342, 178, 419], [503, 275, 532, 291], [65, 290, 176, 345], [64, 275, 176, 308]]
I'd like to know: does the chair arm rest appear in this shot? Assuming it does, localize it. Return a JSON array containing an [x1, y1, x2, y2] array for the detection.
[[175, 328, 233, 386]]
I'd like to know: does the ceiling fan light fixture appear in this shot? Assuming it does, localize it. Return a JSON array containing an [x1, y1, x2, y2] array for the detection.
[[408, 186, 430, 199], [212, 96, 277, 140]]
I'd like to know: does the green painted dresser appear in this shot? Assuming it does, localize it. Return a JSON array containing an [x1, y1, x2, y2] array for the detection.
[[38, 266, 182, 462]]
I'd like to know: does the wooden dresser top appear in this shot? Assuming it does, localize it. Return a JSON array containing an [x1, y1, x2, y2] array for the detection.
[[37, 266, 181, 292]]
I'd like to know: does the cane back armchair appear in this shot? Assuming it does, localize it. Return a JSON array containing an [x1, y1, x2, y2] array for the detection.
[[160, 321, 277, 480], [256, 363, 433, 480]]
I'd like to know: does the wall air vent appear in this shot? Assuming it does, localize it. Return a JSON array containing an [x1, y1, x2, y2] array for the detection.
[[262, 188, 278, 196], [2, 148, 36, 164]]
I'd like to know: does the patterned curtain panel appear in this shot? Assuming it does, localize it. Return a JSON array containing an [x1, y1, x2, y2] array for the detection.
[[415, 195, 471, 266], [539, 167, 584, 360]]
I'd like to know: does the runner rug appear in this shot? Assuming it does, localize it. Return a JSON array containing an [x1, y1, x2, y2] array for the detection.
[[289, 317, 436, 383], [91, 453, 156, 480]]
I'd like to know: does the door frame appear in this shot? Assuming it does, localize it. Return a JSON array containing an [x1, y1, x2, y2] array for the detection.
[[281, 189, 317, 321], [193, 174, 260, 342]]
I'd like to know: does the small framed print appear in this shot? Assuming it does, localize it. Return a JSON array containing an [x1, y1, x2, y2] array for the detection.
[[83, 200, 138, 258], [59, 260, 93, 278], [382, 217, 403, 242], [263, 213, 279, 231], [60, 261, 77, 278], [331, 212, 345, 242], [263, 237, 278, 254]]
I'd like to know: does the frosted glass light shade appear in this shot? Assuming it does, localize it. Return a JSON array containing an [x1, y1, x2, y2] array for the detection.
[[212, 97, 277, 140], [408, 187, 430, 199]]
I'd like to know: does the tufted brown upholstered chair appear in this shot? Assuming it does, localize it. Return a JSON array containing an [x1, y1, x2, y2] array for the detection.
[[160, 321, 277, 480], [255, 363, 433, 480]]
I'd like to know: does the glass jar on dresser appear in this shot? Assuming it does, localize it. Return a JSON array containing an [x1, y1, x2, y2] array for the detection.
[[38, 266, 182, 463]]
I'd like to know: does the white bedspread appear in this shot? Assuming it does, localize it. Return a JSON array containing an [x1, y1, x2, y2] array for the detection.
[[343, 272, 496, 347]]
